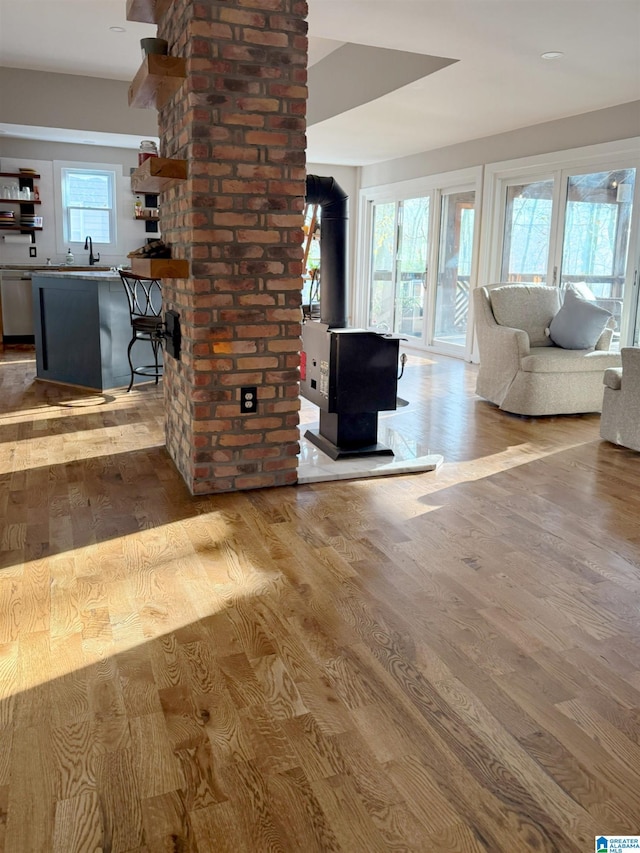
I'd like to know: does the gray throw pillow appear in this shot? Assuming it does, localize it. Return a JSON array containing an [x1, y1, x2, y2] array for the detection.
[[548, 288, 611, 349], [569, 281, 597, 301]]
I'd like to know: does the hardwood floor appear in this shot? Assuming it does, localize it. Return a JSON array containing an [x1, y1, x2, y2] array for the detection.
[[1, 345, 639, 852]]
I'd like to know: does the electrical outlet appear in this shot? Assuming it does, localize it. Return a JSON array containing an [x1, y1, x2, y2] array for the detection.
[[240, 386, 257, 413], [29, 246, 37, 258]]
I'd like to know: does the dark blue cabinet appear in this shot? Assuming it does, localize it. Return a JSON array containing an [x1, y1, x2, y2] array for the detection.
[[32, 272, 160, 391]]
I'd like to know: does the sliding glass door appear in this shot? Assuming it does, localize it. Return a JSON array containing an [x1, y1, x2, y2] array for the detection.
[[368, 197, 430, 338], [363, 168, 481, 358], [433, 190, 475, 348], [558, 169, 636, 344]]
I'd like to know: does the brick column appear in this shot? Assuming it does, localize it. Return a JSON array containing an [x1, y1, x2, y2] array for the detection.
[[157, 0, 307, 494]]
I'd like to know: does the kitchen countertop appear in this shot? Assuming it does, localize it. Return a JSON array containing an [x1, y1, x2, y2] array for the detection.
[[1, 265, 115, 272], [32, 270, 122, 281]]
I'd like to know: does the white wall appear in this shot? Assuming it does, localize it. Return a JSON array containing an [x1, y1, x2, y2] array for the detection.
[[360, 101, 640, 188], [0, 138, 154, 267]]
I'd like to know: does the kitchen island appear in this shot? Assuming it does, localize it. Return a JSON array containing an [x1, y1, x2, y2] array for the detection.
[[0, 265, 112, 343], [32, 270, 160, 391]]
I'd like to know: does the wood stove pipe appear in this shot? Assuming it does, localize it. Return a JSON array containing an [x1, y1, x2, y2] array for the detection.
[[305, 175, 348, 328]]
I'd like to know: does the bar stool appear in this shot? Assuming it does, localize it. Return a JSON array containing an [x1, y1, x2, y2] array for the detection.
[[119, 271, 164, 392]]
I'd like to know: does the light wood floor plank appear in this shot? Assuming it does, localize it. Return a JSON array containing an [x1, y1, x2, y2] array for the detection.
[[1, 346, 639, 850]]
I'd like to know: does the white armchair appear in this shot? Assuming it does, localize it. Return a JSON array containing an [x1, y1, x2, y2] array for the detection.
[[600, 348, 640, 451], [473, 283, 621, 416]]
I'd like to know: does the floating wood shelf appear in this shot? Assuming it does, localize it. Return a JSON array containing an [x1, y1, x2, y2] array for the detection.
[[128, 257, 189, 278], [0, 225, 43, 231], [0, 198, 41, 205], [131, 157, 187, 192], [0, 172, 41, 180], [126, 0, 172, 24], [128, 54, 186, 110]]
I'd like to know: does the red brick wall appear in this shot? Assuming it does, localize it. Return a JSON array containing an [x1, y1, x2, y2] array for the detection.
[[157, 0, 307, 494]]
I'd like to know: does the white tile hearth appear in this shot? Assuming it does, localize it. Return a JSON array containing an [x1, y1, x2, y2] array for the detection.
[[297, 421, 443, 484]]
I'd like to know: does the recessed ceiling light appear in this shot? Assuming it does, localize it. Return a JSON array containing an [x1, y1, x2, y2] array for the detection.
[[110, 26, 126, 33], [541, 51, 564, 60], [83, 140, 97, 144]]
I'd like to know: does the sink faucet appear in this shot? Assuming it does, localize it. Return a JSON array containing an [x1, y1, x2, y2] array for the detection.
[[84, 236, 100, 266]]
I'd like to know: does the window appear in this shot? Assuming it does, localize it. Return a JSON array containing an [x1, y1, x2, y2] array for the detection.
[[501, 180, 554, 282], [487, 157, 638, 349], [61, 167, 116, 245], [561, 171, 632, 283]]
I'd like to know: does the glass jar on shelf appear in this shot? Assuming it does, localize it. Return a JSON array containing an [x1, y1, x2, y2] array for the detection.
[[138, 140, 158, 165]]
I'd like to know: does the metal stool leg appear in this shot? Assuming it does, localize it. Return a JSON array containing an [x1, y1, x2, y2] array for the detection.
[[126, 334, 137, 392], [151, 335, 161, 385]]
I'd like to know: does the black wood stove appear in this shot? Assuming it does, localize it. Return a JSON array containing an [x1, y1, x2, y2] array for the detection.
[[300, 176, 401, 460]]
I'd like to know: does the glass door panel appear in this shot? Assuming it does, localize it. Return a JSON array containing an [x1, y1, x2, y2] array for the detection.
[[559, 168, 636, 346], [368, 202, 396, 331], [433, 190, 475, 347], [501, 180, 553, 283], [394, 196, 430, 338]]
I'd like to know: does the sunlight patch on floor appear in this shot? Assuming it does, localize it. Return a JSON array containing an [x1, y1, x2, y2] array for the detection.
[[0, 515, 290, 695]]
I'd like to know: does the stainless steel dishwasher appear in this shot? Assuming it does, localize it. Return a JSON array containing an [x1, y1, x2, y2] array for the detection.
[[0, 269, 34, 337]]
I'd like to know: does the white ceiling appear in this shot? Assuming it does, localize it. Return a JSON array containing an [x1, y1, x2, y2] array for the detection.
[[0, 0, 639, 165]]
